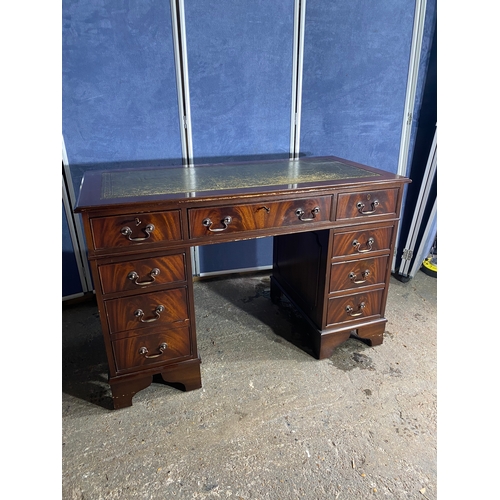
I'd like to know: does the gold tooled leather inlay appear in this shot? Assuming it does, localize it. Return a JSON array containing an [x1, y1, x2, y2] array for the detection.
[[101, 158, 379, 199]]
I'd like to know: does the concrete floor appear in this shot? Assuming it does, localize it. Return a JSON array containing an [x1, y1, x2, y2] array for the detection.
[[62, 270, 437, 499]]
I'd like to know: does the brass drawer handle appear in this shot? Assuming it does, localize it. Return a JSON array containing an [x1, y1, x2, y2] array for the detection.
[[139, 342, 168, 359], [128, 268, 160, 286], [202, 216, 232, 232], [352, 237, 374, 253], [121, 220, 155, 242], [349, 270, 370, 284], [346, 302, 366, 317], [295, 206, 320, 222], [357, 200, 379, 215], [134, 304, 165, 323]]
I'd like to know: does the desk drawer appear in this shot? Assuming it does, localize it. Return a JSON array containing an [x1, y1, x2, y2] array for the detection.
[[327, 289, 384, 327], [188, 196, 331, 239], [90, 210, 182, 250], [98, 253, 186, 295], [331, 225, 394, 258], [105, 288, 189, 334], [336, 188, 398, 221], [112, 326, 191, 372], [329, 256, 389, 293]]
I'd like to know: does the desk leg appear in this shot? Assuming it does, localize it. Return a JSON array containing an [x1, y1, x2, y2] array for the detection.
[[312, 324, 385, 359], [350, 321, 386, 347], [313, 330, 352, 360], [160, 358, 202, 392], [109, 375, 153, 410], [108, 358, 202, 410]]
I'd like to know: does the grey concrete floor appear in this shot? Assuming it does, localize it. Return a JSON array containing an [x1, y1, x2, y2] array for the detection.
[[62, 270, 437, 500]]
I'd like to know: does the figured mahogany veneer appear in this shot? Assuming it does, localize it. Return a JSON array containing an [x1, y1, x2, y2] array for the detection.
[[75, 156, 410, 409], [112, 326, 192, 373], [188, 196, 332, 239], [329, 256, 389, 293], [326, 288, 384, 326], [331, 223, 394, 258], [91, 210, 182, 250], [105, 288, 189, 335], [98, 253, 186, 294], [336, 188, 399, 221]]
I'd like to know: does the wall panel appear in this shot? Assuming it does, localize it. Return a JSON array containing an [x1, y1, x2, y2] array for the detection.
[[300, 0, 415, 173], [184, 0, 294, 273], [62, 0, 183, 192], [184, 0, 294, 162], [62, 201, 84, 299]]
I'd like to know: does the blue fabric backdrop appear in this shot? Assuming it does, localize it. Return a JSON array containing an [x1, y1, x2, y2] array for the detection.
[[184, 0, 294, 273], [62, 0, 182, 193], [62, 1, 432, 279], [300, 0, 415, 173]]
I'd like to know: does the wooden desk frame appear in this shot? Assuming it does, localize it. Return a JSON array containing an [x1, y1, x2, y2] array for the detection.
[[75, 156, 410, 409]]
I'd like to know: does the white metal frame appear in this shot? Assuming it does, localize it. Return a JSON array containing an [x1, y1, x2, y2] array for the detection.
[[392, 0, 429, 273], [408, 198, 436, 278], [62, 137, 93, 299], [171, 0, 193, 167], [171, 0, 202, 274], [397, 0, 427, 178], [62, 178, 88, 300], [398, 126, 437, 277], [289, 0, 306, 159]]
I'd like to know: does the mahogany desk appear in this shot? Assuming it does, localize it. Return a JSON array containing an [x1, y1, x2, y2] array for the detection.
[[75, 156, 410, 409]]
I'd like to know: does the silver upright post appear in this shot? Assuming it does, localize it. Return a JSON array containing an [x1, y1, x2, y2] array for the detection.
[[289, 0, 306, 159], [171, 0, 193, 167]]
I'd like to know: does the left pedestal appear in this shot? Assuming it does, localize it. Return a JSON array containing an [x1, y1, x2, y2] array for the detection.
[[85, 234, 202, 409]]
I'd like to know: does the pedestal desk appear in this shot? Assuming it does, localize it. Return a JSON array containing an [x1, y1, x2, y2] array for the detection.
[[75, 156, 410, 409]]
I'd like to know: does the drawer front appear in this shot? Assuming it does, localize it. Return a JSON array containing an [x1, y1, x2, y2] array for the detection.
[[113, 326, 191, 372], [336, 188, 398, 221], [331, 225, 394, 258], [329, 256, 389, 293], [105, 288, 189, 334], [188, 196, 332, 239], [327, 289, 384, 326], [99, 253, 186, 295], [90, 211, 182, 250]]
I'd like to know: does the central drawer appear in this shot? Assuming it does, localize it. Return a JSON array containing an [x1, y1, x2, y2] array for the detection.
[[104, 288, 189, 335], [188, 196, 332, 239]]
